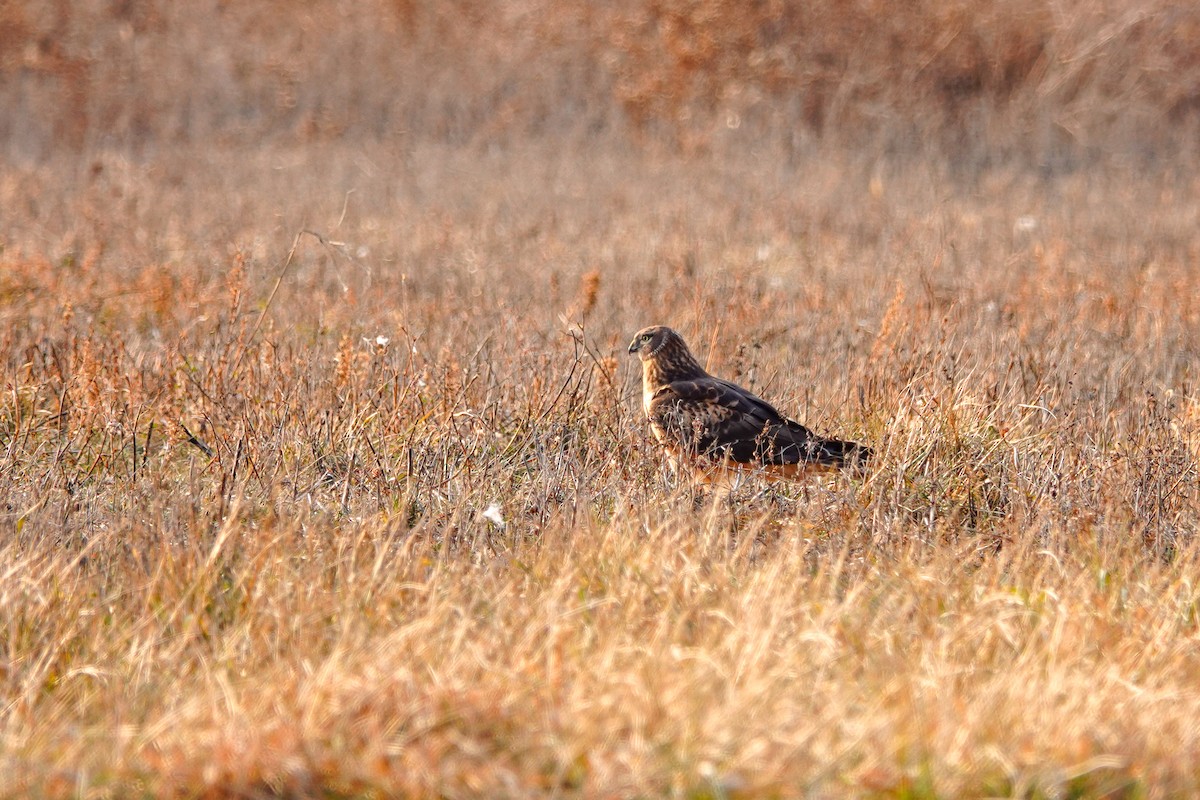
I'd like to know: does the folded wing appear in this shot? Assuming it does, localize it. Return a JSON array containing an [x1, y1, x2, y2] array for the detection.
[[648, 377, 868, 469]]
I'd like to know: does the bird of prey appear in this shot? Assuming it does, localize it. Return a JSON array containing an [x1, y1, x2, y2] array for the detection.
[[628, 325, 869, 487]]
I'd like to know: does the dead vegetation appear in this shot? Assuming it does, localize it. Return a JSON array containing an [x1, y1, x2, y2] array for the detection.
[[4, 1, 1200, 798], [4, 0, 1200, 159]]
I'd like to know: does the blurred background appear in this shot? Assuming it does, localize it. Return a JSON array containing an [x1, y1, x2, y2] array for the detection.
[[3, 0, 1199, 168]]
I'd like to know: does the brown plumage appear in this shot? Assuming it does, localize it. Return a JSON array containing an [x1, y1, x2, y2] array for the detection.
[[628, 325, 870, 487]]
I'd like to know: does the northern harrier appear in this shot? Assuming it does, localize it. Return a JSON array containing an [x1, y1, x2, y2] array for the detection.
[[628, 325, 869, 487]]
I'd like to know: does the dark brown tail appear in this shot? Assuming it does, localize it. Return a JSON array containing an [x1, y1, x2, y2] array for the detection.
[[763, 421, 871, 471], [809, 434, 871, 471]]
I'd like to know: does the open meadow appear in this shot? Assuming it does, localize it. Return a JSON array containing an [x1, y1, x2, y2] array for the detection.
[[5, 1, 1200, 797]]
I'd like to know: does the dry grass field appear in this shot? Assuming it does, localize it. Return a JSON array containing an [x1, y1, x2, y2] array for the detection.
[[5, 1, 1200, 798]]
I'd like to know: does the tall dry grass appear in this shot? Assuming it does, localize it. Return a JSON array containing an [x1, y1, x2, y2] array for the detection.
[[3, 0, 1200, 160], [3, 140, 1200, 796], [5, 1, 1200, 797]]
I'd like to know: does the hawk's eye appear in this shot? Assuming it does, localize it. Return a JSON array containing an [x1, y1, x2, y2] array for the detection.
[[641, 333, 652, 342]]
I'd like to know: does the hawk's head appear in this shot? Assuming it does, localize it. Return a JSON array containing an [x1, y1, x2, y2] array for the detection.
[[627, 325, 676, 359], [628, 325, 706, 379]]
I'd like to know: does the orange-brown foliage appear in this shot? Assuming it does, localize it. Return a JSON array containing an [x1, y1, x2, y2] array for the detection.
[[7, 3, 1200, 798], [2, 0, 1200, 159]]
